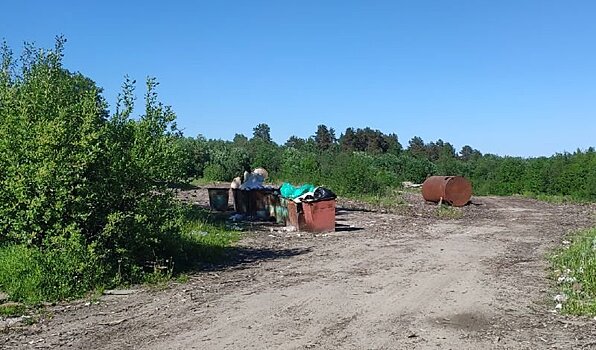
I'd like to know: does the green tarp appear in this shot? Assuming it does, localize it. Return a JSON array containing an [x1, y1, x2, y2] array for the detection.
[[280, 182, 316, 199]]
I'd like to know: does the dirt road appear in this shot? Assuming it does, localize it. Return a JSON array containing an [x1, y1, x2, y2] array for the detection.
[[2, 195, 595, 349]]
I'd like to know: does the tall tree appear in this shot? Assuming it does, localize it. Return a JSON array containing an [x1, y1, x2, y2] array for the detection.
[[314, 124, 336, 151], [232, 133, 249, 148], [459, 145, 482, 161], [408, 136, 426, 158], [285, 135, 306, 149], [252, 123, 272, 143], [384, 133, 402, 154], [339, 127, 356, 151]]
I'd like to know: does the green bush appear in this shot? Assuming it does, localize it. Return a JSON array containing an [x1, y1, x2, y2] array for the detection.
[[467, 150, 595, 201], [176, 136, 209, 179], [205, 142, 250, 181], [0, 37, 193, 302], [203, 163, 228, 182], [324, 152, 383, 196], [248, 139, 282, 175], [277, 148, 321, 184]]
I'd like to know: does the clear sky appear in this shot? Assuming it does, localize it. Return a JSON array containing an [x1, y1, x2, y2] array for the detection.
[[2, 1, 595, 157]]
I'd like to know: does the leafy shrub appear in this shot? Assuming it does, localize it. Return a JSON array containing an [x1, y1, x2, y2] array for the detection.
[[205, 142, 250, 181], [176, 136, 210, 179], [248, 139, 282, 176], [0, 37, 192, 302], [324, 152, 383, 195], [203, 163, 228, 181], [277, 148, 321, 184]]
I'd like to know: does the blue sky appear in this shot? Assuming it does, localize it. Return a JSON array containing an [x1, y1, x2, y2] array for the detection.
[[2, 1, 595, 157]]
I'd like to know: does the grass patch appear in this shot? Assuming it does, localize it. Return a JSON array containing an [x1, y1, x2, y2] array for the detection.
[[0, 302, 26, 317], [154, 204, 241, 275], [175, 274, 190, 284], [550, 227, 596, 316], [180, 209, 241, 264], [0, 236, 103, 305], [351, 187, 407, 210], [522, 192, 588, 204], [0, 204, 240, 305], [436, 204, 464, 219]]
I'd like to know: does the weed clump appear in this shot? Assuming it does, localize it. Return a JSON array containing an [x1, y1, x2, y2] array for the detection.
[[550, 228, 596, 316]]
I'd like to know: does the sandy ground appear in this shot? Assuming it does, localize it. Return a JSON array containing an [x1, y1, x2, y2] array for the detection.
[[1, 190, 595, 350]]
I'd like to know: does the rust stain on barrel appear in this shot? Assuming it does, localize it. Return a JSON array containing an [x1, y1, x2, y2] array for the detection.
[[422, 176, 472, 207]]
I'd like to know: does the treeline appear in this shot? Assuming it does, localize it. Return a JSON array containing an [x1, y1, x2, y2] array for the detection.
[[178, 124, 595, 201]]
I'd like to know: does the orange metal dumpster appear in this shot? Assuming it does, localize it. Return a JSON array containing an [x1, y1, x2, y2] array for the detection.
[[303, 199, 336, 232], [285, 199, 336, 232]]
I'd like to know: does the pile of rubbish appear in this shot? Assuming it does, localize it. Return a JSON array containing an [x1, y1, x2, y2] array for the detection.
[[279, 182, 337, 232], [279, 182, 336, 203], [210, 168, 337, 232], [230, 168, 276, 191]]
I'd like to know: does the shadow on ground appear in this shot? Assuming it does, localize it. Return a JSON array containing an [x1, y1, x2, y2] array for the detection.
[[198, 246, 312, 271], [335, 223, 364, 232], [166, 182, 200, 191], [336, 207, 376, 214]]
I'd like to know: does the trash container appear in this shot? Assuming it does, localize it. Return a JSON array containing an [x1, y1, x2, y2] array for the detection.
[[285, 198, 336, 232], [303, 198, 336, 232], [207, 188, 230, 211], [232, 189, 250, 213]]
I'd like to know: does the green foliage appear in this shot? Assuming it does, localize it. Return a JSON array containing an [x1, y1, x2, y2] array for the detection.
[[324, 152, 383, 195], [193, 127, 593, 203], [0, 234, 102, 303], [0, 37, 225, 303], [203, 163, 228, 181], [285, 135, 308, 150], [278, 148, 321, 184], [0, 302, 27, 317], [176, 136, 210, 179], [0, 38, 105, 246], [469, 150, 595, 201], [339, 127, 401, 154], [314, 124, 337, 151], [373, 153, 436, 184], [355, 187, 407, 210], [248, 138, 282, 175], [436, 205, 464, 219], [459, 145, 482, 161], [252, 123, 272, 143], [550, 228, 596, 315], [175, 205, 240, 265], [522, 193, 576, 204], [204, 141, 250, 181]]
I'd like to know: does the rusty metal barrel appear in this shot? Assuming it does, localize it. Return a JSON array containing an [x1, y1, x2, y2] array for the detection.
[[422, 176, 472, 207]]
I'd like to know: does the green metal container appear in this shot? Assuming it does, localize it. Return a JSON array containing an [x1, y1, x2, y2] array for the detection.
[[207, 188, 230, 211]]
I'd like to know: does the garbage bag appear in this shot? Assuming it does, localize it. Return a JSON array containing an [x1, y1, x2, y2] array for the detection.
[[240, 173, 265, 190], [314, 187, 336, 200]]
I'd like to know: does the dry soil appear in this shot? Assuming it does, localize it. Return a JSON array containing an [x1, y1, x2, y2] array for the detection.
[[1, 190, 595, 350]]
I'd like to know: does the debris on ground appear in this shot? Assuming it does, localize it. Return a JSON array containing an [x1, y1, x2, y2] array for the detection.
[[103, 289, 140, 296]]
